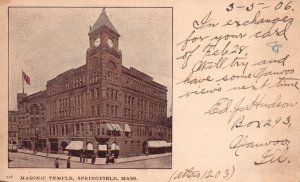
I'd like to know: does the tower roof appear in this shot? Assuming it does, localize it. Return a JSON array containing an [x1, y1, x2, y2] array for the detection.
[[89, 8, 119, 35]]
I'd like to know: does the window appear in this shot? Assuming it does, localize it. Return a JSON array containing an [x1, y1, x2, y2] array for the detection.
[[107, 104, 109, 115], [91, 89, 94, 99], [91, 106, 95, 116], [89, 123, 94, 133], [115, 106, 118, 117], [101, 124, 105, 135], [96, 88, 100, 98], [56, 125, 59, 136], [80, 123, 84, 133], [53, 126, 56, 136], [76, 123, 79, 132], [96, 122, 100, 135], [65, 124, 68, 135], [61, 125, 64, 135], [97, 104, 101, 115]]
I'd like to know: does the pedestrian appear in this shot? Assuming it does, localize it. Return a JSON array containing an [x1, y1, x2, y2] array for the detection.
[[110, 154, 115, 163], [91, 154, 96, 164], [46, 145, 49, 157], [79, 153, 83, 163], [66, 157, 71, 168], [55, 158, 59, 168], [105, 154, 110, 164]]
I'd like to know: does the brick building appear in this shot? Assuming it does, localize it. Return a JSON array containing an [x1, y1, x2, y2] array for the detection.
[[16, 9, 170, 158], [8, 111, 19, 144]]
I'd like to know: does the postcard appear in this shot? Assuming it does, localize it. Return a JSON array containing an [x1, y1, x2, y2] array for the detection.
[[0, 0, 299, 181]]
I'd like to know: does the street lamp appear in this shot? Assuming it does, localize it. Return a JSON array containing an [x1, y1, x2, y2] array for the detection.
[[85, 124, 87, 163], [114, 127, 117, 163]]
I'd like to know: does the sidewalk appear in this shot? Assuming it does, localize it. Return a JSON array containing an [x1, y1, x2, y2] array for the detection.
[[17, 149, 171, 165]]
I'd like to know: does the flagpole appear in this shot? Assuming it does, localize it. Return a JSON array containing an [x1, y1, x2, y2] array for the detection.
[[22, 71, 24, 94]]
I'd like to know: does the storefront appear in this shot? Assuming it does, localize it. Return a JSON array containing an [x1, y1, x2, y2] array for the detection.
[[98, 144, 108, 158], [65, 140, 83, 157], [148, 140, 168, 154], [49, 138, 58, 153]]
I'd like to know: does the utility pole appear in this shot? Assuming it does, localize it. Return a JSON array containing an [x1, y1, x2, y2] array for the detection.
[[114, 127, 117, 163], [85, 125, 87, 163]]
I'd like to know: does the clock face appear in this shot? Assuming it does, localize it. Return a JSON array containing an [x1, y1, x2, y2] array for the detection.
[[93, 38, 101, 47], [107, 39, 113, 48]]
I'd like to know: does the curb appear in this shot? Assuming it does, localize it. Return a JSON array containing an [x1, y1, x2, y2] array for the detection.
[[16, 150, 171, 166]]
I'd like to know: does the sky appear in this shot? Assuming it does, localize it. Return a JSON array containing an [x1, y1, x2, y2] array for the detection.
[[9, 8, 172, 115]]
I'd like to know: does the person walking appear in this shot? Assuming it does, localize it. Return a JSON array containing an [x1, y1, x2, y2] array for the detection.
[[105, 154, 110, 164], [79, 153, 83, 163], [66, 157, 71, 168], [54, 158, 59, 168], [91, 154, 96, 164], [110, 154, 115, 163]]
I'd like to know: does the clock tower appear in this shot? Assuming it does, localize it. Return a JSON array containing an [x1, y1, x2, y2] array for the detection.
[[86, 8, 122, 117]]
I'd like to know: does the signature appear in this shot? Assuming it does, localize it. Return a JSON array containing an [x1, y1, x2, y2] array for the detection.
[[205, 94, 298, 123]]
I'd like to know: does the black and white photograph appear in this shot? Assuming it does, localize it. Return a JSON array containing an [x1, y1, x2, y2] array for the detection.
[[8, 7, 172, 169], [3, 0, 299, 181]]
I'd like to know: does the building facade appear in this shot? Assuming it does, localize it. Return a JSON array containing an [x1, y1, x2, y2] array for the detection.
[[16, 9, 169, 158], [8, 111, 19, 144]]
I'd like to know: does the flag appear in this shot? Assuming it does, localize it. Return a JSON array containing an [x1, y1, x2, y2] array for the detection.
[[22, 71, 31, 85]]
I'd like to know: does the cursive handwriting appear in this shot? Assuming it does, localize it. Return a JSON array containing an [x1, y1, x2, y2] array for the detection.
[[229, 135, 290, 156], [205, 94, 298, 124], [230, 115, 292, 130], [169, 166, 235, 182], [254, 147, 289, 165]]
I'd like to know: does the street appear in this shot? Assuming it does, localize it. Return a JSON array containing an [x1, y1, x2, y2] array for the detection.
[[9, 152, 171, 169]]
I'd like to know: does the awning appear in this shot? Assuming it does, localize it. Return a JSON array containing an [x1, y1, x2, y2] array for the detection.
[[107, 123, 123, 131], [166, 142, 172, 147], [98, 145, 107, 151], [116, 124, 123, 131], [124, 124, 131, 132], [86, 143, 93, 150], [158, 140, 168, 147], [65, 141, 83, 150], [106, 123, 113, 131], [148, 141, 160, 148], [148, 140, 168, 148], [111, 143, 120, 150]]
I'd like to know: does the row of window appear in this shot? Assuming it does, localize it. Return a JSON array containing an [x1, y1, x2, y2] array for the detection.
[[89, 71, 99, 85], [91, 105, 101, 116], [74, 76, 84, 88], [106, 104, 118, 117], [9, 132, 17, 137], [124, 77, 165, 100], [124, 94, 165, 114], [124, 108, 134, 119], [47, 122, 167, 138], [59, 97, 71, 108], [90, 88, 100, 100], [50, 76, 85, 95], [106, 71, 118, 83], [107, 88, 118, 100], [124, 95, 134, 106]]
